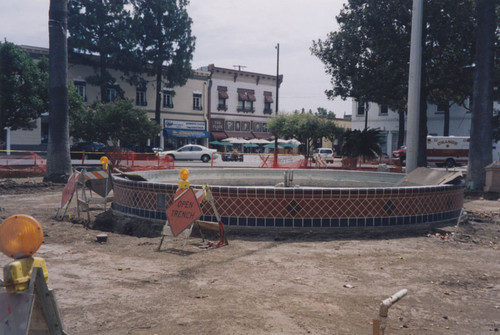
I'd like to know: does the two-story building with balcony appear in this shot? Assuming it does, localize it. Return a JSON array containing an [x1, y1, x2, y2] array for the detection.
[[202, 64, 282, 140]]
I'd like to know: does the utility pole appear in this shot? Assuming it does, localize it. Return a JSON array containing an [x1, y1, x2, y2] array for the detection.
[[406, 0, 423, 173], [273, 43, 280, 168]]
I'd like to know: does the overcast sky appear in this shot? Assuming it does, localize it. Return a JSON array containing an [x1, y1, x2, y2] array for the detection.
[[0, 0, 352, 116]]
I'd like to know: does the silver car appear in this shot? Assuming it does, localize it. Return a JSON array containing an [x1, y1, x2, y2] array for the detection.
[[159, 144, 217, 163]]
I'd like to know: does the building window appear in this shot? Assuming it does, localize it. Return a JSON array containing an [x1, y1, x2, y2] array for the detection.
[[263, 91, 273, 114], [380, 104, 388, 116], [264, 101, 272, 114], [218, 97, 227, 111], [193, 93, 202, 110], [237, 88, 256, 113], [74, 81, 86, 101], [357, 101, 365, 116], [163, 90, 174, 108], [106, 87, 117, 102], [217, 86, 228, 111], [136, 88, 147, 106]]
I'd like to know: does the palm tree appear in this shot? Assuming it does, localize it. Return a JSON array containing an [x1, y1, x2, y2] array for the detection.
[[342, 128, 383, 160], [45, 0, 72, 182]]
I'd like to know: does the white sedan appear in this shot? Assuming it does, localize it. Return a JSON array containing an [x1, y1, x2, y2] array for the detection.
[[158, 144, 217, 163]]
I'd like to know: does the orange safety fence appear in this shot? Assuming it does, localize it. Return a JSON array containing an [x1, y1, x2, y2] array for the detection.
[[0, 152, 47, 178], [106, 150, 175, 172], [259, 154, 308, 169]]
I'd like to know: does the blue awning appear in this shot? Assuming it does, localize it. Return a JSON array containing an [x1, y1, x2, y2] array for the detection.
[[164, 129, 210, 138]]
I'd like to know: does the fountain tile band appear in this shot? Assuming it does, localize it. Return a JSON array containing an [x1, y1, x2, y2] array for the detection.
[[111, 169, 464, 232]]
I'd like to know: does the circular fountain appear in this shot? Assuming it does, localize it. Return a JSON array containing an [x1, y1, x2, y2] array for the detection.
[[110, 168, 464, 235]]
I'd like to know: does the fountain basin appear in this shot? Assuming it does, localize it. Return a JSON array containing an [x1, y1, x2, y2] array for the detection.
[[111, 169, 464, 232]]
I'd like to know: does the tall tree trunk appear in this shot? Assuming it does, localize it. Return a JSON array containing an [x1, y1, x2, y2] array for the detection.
[[398, 109, 405, 148], [443, 104, 450, 136], [100, 55, 107, 103], [467, 0, 495, 190], [45, 0, 71, 183], [364, 102, 369, 130]]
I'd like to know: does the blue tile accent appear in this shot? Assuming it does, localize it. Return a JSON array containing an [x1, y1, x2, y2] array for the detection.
[[330, 218, 339, 227], [374, 218, 382, 226], [230, 217, 238, 226], [257, 218, 265, 226], [247, 218, 256, 226], [365, 218, 374, 226], [275, 218, 284, 227], [284, 219, 293, 227], [294, 219, 303, 228], [381, 218, 390, 226], [321, 218, 330, 228], [340, 218, 348, 227], [266, 218, 275, 227]]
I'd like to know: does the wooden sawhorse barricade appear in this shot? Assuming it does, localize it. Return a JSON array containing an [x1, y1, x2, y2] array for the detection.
[[76, 167, 113, 222]]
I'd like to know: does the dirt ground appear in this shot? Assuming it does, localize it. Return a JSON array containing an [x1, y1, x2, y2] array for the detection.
[[1, 178, 500, 335]]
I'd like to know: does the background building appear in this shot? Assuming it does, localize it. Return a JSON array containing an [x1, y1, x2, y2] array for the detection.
[[10, 47, 282, 152], [203, 64, 282, 140]]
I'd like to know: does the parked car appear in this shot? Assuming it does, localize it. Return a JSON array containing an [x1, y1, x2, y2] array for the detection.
[[70, 141, 107, 160], [312, 148, 334, 163], [158, 144, 217, 163]]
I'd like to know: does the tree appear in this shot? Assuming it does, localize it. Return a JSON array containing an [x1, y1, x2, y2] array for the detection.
[[68, 0, 132, 102], [321, 119, 344, 152], [0, 42, 46, 140], [89, 100, 161, 149], [68, 83, 92, 141], [467, 0, 496, 190], [132, 0, 195, 144], [268, 113, 333, 159], [311, 0, 478, 165], [315, 107, 336, 119], [425, 0, 475, 136], [46, 0, 72, 182], [342, 128, 383, 160]]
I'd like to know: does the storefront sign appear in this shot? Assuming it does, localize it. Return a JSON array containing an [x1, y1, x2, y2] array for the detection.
[[210, 119, 225, 132], [164, 119, 206, 131]]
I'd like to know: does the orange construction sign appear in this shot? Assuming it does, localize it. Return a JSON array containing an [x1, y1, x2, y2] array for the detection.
[[166, 188, 202, 237], [60, 171, 80, 208]]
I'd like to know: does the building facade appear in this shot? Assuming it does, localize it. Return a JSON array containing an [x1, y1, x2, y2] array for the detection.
[[351, 100, 476, 155], [12, 45, 211, 151], [203, 64, 281, 140], [11, 47, 282, 151]]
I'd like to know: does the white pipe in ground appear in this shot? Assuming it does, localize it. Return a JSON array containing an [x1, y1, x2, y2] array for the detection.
[[373, 289, 408, 335]]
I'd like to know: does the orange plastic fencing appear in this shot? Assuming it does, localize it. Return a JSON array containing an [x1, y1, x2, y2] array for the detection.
[[0, 152, 47, 178], [106, 151, 175, 172], [259, 154, 308, 169]]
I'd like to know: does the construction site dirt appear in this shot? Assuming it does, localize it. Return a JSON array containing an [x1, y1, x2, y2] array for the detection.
[[0, 177, 499, 334]]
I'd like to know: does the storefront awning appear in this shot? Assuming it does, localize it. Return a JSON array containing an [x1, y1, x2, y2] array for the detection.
[[225, 131, 254, 139], [164, 129, 210, 138], [252, 131, 272, 139], [211, 131, 228, 139]]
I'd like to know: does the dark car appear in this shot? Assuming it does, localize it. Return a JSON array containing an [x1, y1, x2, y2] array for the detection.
[[70, 141, 107, 160]]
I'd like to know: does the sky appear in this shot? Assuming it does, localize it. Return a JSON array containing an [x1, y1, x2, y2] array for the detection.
[[0, 0, 352, 116]]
